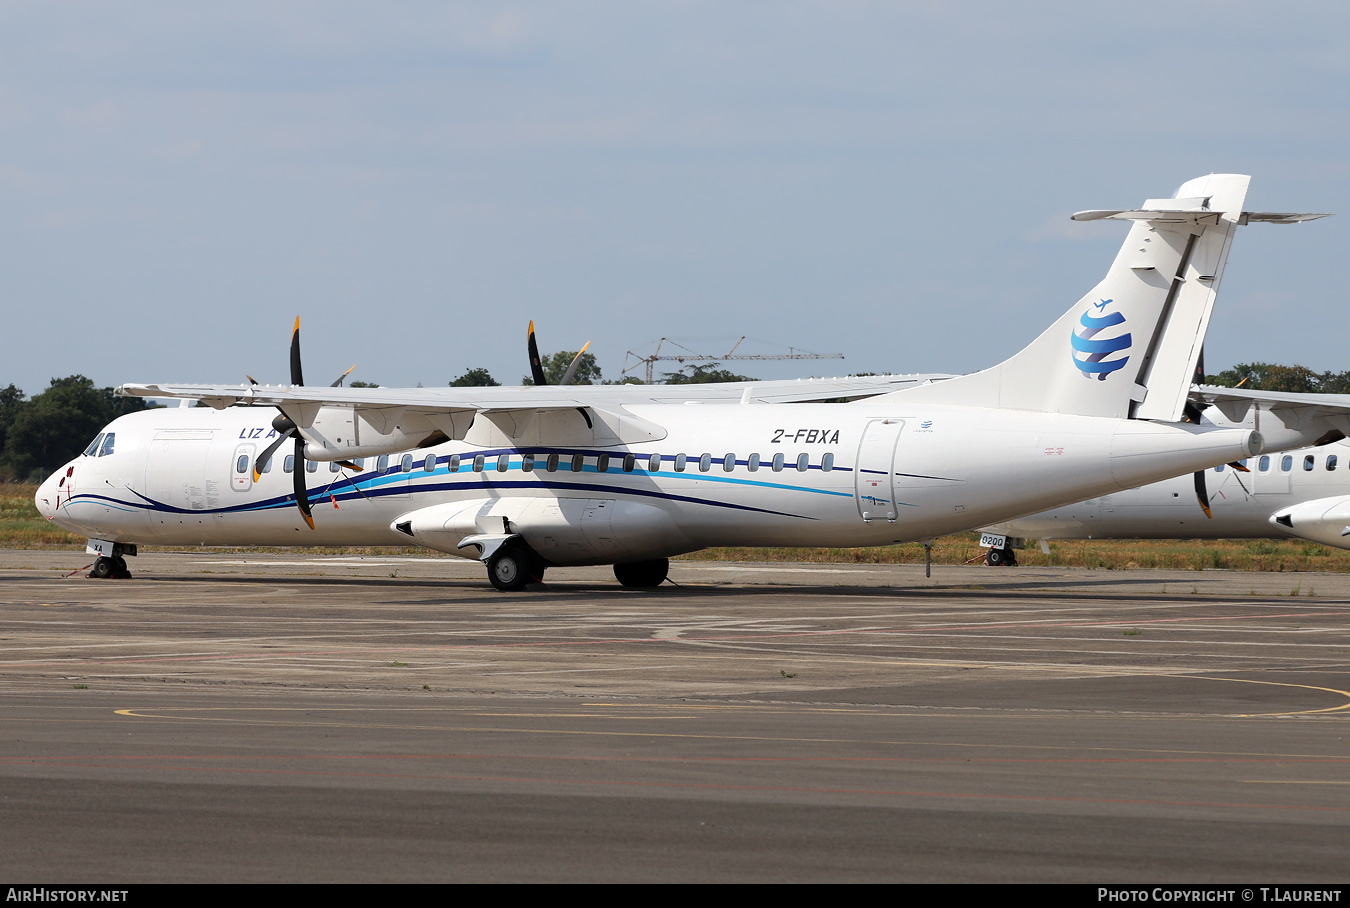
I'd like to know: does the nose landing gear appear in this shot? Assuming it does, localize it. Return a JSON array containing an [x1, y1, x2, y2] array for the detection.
[[89, 555, 132, 579]]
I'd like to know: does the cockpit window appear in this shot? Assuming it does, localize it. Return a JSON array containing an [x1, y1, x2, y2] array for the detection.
[[84, 434, 105, 457], [99, 433, 116, 457]]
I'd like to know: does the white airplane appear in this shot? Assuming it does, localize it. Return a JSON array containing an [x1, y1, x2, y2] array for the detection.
[[981, 387, 1350, 560], [34, 174, 1337, 590]]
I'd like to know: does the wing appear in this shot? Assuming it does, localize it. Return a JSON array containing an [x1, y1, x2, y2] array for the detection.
[[1190, 385, 1350, 450], [116, 374, 954, 460]]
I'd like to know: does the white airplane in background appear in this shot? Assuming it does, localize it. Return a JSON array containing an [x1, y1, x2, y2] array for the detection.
[[35, 174, 1340, 590], [981, 387, 1350, 561]]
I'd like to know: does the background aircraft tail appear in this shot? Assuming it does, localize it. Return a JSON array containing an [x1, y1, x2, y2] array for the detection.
[[896, 174, 1254, 420]]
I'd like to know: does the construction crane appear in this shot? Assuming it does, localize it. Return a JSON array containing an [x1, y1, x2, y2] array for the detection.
[[622, 337, 844, 384]]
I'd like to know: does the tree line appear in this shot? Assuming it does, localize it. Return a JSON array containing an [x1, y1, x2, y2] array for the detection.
[[1204, 363, 1350, 394], [0, 377, 148, 483]]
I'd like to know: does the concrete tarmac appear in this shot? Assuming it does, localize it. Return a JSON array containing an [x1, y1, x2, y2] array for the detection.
[[2, 549, 1349, 882]]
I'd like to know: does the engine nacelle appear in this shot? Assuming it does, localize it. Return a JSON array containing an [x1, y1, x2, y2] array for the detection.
[[1269, 495, 1350, 551]]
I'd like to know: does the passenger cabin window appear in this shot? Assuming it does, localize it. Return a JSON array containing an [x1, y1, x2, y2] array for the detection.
[[307, 459, 318, 473], [622, 454, 635, 473], [571, 454, 584, 472], [699, 453, 712, 472], [748, 454, 760, 472], [722, 453, 735, 472], [84, 434, 105, 457], [1258, 455, 1270, 472], [596, 454, 610, 473], [377, 455, 389, 472], [330, 461, 341, 473], [821, 453, 834, 472], [401, 454, 413, 473], [284, 455, 295, 473], [423, 455, 436, 472], [674, 454, 686, 472], [473, 454, 485, 472], [522, 454, 535, 473], [1328, 455, 1339, 471], [236, 454, 249, 474], [1281, 455, 1293, 472], [796, 453, 809, 472], [547, 453, 559, 472], [99, 433, 116, 457], [259, 456, 273, 474], [648, 454, 661, 472], [1215, 464, 1224, 472], [496, 454, 509, 472], [1304, 455, 1315, 471], [449, 454, 460, 472], [772, 453, 785, 472]]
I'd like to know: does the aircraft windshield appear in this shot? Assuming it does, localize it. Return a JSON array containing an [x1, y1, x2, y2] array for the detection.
[[83, 434, 105, 457]]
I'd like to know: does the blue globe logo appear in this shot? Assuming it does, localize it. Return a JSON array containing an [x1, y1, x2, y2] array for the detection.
[[1071, 299, 1131, 380]]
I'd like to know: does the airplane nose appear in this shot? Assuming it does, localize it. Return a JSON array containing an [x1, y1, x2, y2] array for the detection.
[[34, 471, 60, 521]]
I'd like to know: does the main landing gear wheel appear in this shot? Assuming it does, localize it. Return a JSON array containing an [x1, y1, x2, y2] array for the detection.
[[613, 558, 669, 589], [89, 556, 131, 579], [986, 546, 1017, 567], [486, 544, 540, 592]]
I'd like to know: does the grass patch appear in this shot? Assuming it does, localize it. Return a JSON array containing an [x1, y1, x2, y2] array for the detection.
[[676, 536, 1350, 572]]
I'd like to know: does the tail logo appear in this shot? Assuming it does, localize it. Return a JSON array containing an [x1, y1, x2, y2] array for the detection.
[[1071, 299, 1131, 380]]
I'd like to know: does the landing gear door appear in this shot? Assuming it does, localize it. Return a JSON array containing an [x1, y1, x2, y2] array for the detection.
[[854, 419, 905, 521]]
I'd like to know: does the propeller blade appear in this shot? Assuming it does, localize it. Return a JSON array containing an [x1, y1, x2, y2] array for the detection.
[[527, 320, 548, 386], [1228, 461, 1250, 473], [559, 341, 591, 386], [330, 364, 356, 388], [335, 460, 364, 472], [254, 427, 295, 482], [290, 317, 305, 386], [293, 435, 314, 530], [1194, 470, 1213, 519]]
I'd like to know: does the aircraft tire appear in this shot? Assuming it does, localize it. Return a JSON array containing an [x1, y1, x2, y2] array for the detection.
[[613, 558, 669, 589], [987, 547, 1017, 567], [90, 557, 113, 579], [487, 544, 532, 592]]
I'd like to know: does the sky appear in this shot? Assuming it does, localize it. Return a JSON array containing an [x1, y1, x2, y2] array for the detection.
[[2, 1, 1348, 396]]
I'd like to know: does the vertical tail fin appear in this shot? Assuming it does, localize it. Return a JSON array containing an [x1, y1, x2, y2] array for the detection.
[[897, 174, 1254, 419]]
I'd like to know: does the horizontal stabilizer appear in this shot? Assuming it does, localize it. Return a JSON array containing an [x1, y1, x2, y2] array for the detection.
[[894, 174, 1328, 422], [1074, 209, 1330, 226]]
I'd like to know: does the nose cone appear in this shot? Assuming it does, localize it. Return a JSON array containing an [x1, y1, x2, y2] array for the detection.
[[34, 471, 60, 521]]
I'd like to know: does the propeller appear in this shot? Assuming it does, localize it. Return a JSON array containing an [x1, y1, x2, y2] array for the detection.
[[250, 318, 314, 528], [1184, 350, 1216, 520], [559, 342, 591, 387], [1182, 350, 1252, 517], [526, 321, 590, 386], [527, 320, 548, 386]]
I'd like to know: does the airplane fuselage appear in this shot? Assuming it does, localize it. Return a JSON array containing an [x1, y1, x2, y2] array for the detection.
[[985, 439, 1350, 542], [37, 402, 1258, 564]]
